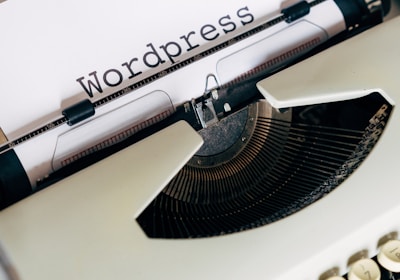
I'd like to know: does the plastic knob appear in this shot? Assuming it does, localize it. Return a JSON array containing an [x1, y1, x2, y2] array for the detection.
[[378, 240, 400, 273], [348, 258, 381, 280]]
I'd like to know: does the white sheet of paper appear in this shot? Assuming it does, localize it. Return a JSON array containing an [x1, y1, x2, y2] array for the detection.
[[0, 0, 346, 185], [0, 0, 287, 134]]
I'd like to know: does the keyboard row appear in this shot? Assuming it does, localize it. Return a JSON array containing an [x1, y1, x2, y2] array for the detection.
[[321, 236, 400, 280]]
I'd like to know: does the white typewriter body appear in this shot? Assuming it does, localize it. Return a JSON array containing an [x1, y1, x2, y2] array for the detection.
[[1, 0, 400, 279]]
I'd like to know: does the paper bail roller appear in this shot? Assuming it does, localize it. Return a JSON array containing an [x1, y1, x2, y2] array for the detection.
[[62, 99, 95, 126]]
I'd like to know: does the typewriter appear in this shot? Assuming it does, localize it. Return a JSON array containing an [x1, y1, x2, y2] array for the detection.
[[0, 0, 400, 279]]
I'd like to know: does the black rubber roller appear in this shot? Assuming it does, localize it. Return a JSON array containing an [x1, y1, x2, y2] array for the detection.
[[62, 99, 95, 126], [0, 149, 31, 210], [334, 0, 390, 29]]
